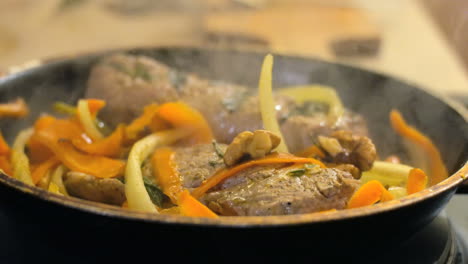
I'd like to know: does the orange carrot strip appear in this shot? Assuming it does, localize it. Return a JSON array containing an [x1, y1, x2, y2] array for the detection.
[[380, 188, 395, 202], [121, 201, 128, 208], [156, 102, 213, 145], [125, 104, 160, 141], [28, 117, 86, 163], [0, 98, 29, 118], [86, 99, 106, 116], [178, 190, 218, 218], [347, 180, 385, 209], [151, 147, 183, 204], [390, 110, 448, 185], [192, 153, 326, 198], [34, 131, 124, 178], [31, 157, 60, 184], [72, 125, 125, 157], [407, 168, 428, 195], [0, 156, 12, 175], [0, 132, 10, 155], [295, 145, 326, 158]]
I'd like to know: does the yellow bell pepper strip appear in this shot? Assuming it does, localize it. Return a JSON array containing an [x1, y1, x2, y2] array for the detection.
[[34, 130, 124, 179], [156, 102, 213, 145], [278, 85, 345, 125], [258, 54, 288, 153], [295, 145, 326, 158], [50, 165, 69, 195], [390, 110, 448, 185], [151, 147, 182, 204], [31, 156, 60, 185], [406, 168, 428, 195], [0, 156, 12, 176], [347, 180, 386, 209], [125, 104, 162, 142], [48, 182, 61, 194], [125, 129, 189, 212], [191, 152, 326, 199], [0, 98, 29, 118], [178, 190, 218, 218], [11, 128, 34, 185], [77, 99, 105, 140], [72, 125, 125, 158]]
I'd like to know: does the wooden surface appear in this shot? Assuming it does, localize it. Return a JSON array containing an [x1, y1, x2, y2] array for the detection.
[[0, 0, 466, 101]]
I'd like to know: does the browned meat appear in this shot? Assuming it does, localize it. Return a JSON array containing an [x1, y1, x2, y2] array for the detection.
[[201, 166, 359, 216], [86, 54, 179, 126], [64, 172, 126, 205], [173, 143, 227, 188], [161, 143, 359, 216], [86, 54, 369, 152], [281, 111, 369, 153]]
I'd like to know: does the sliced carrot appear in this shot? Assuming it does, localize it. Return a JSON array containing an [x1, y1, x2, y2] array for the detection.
[[0, 132, 10, 155], [178, 190, 218, 218], [295, 145, 326, 158], [151, 147, 183, 204], [122, 201, 128, 208], [34, 131, 124, 178], [191, 152, 326, 198], [156, 102, 213, 145], [72, 125, 125, 157], [28, 117, 86, 163], [0, 98, 29, 118], [380, 188, 395, 202], [31, 157, 60, 184], [0, 156, 12, 175], [347, 180, 385, 209], [407, 168, 428, 195], [390, 110, 448, 185], [86, 99, 106, 117], [125, 104, 160, 142]]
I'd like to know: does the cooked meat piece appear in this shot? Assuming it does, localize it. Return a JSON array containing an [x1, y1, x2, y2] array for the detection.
[[281, 111, 369, 153], [86, 54, 369, 152], [173, 143, 227, 188], [327, 163, 361, 179], [182, 85, 296, 144], [201, 166, 359, 216], [86, 54, 179, 126], [324, 130, 377, 171], [64, 172, 126, 205]]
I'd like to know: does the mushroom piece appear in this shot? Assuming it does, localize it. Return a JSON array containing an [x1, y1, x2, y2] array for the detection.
[[64, 172, 126, 205], [223, 130, 281, 166]]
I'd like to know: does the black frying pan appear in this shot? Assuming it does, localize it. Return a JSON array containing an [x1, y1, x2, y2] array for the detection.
[[0, 47, 466, 262]]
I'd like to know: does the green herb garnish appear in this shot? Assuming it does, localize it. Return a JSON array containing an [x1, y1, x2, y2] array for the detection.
[[212, 140, 224, 158], [133, 62, 152, 81], [287, 169, 307, 177], [143, 177, 167, 207], [222, 90, 247, 113]]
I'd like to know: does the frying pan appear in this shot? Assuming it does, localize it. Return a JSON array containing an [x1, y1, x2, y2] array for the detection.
[[0, 47, 466, 262]]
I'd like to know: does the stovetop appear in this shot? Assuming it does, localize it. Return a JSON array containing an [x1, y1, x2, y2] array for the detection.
[[1, 195, 467, 264]]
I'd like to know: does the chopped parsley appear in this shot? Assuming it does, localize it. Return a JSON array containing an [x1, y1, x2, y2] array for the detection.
[[287, 169, 307, 177], [287, 163, 319, 177], [143, 177, 167, 207], [212, 140, 224, 158]]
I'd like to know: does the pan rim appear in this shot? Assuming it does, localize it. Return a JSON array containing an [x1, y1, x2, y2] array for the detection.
[[0, 46, 466, 227]]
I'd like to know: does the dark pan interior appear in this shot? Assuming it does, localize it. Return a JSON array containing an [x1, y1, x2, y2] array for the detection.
[[0, 47, 466, 174]]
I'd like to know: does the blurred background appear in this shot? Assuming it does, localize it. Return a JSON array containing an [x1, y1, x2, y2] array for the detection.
[[0, 0, 466, 105]]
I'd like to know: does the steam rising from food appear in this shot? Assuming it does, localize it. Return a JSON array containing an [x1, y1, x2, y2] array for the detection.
[[0, 53, 449, 218]]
